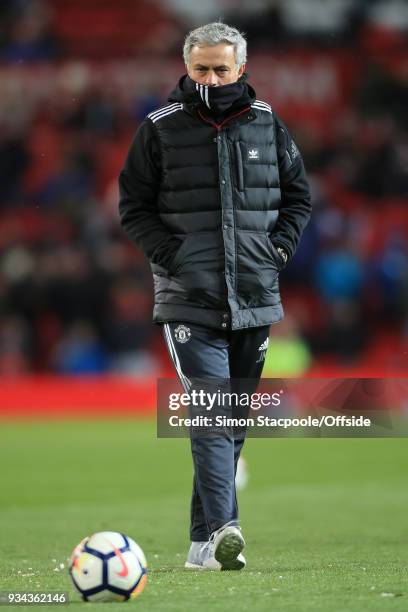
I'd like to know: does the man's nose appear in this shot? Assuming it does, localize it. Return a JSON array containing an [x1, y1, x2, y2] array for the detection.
[[203, 71, 218, 86]]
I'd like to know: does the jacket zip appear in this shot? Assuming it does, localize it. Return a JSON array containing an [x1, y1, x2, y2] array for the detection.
[[197, 107, 251, 302], [234, 142, 244, 191], [225, 138, 239, 294], [197, 106, 251, 131]]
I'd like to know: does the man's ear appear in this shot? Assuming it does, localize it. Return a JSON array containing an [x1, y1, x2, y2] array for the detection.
[[238, 64, 246, 79]]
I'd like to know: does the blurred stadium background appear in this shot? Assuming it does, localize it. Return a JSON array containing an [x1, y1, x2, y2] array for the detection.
[[1, 0, 408, 412]]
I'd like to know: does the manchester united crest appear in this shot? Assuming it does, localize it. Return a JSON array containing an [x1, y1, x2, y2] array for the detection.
[[174, 324, 191, 343]]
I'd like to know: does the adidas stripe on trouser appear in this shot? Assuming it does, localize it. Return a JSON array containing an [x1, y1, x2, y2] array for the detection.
[[163, 322, 270, 541]]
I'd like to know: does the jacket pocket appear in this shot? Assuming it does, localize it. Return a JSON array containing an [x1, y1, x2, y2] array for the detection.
[[169, 236, 190, 274], [170, 231, 224, 276], [170, 231, 226, 307], [236, 230, 280, 302], [265, 234, 285, 271], [234, 142, 244, 191]]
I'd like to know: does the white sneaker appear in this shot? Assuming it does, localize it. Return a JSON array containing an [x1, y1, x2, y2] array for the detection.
[[185, 540, 246, 571], [185, 541, 221, 570], [213, 523, 245, 570]]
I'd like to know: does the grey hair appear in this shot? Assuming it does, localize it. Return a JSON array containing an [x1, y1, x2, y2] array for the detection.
[[183, 22, 247, 68]]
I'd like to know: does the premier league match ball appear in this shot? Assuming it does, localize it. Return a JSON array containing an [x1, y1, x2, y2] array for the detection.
[[69, 532, 147, 602]]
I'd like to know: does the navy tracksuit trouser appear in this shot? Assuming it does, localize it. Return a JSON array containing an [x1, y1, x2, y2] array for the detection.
[[163, 321, 270, 542]]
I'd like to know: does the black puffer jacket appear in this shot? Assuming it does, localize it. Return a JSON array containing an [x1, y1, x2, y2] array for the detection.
[[119, 77, 311, 330]]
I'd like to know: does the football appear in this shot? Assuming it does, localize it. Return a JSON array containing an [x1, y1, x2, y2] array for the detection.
[[69, 531, 147, 602]]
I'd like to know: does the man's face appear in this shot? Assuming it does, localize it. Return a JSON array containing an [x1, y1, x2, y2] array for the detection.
[[187, 43, 245, 87]]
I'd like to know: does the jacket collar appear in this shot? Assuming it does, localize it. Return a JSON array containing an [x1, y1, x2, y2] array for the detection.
[[168, 73, 256, 121]]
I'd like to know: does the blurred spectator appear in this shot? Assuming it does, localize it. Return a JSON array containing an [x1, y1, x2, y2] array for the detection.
[[0, 0, 59, 62], [314, 248, 363, 302], [36, 148, 95, 208], [0, 131, 30, 204], [312, 300, 367, 363], [374, 230, 408, 321], [226, 1, 288, 50], [102, 276, 159, 376], [52, 320, 110, 374], [0, 316, 31, 375], [279, 0, 360, 43], [349, 116, 408, 198], [368, 0, 408, 31], [164, 0, 232, 26], [358, 62, 408, 131]]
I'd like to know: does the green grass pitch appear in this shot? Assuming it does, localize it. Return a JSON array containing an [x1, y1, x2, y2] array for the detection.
[[0, 419, 407, 611]]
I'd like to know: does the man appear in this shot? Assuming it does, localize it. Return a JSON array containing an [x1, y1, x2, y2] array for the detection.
[[119, 22, 311, 571]]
